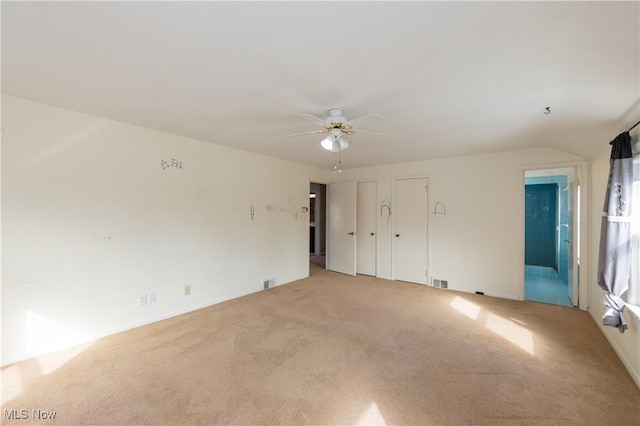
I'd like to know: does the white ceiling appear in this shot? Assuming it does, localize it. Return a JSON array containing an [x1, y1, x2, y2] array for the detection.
[[2, 1, 639, 170]]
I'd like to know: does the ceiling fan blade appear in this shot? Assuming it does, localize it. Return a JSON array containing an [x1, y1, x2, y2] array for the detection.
[[347, 113, 384, 128], [298, 113, 327, 127], [283, 129, 327, 138], [353, 129, 384, 136]]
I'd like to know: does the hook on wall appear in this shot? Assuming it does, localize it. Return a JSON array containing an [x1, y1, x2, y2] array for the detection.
[[380, 199, 392, 228], [434, 201, 447, 215], [1, 125, 13, 150]]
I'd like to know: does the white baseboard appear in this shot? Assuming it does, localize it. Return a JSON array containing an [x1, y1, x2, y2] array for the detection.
[[594, 317, 640, 390]]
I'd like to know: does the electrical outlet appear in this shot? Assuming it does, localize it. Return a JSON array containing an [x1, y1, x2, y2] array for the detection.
[[139, 294, 148, 306], [184, 285, 191, 296], [148, 293, 156, 304]]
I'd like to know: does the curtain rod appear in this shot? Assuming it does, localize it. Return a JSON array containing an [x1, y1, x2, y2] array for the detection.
[[610, 121, 640, 145]]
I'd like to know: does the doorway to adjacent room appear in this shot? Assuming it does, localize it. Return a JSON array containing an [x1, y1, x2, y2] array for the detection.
[[310, 182, 327, 269], [524, 167, 580, 307]]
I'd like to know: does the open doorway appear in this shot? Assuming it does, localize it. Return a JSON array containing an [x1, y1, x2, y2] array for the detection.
[[310, 182, 327, 270], [524, 167, 580, 307]]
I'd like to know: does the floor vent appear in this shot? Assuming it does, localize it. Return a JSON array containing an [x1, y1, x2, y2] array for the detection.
[[432, 278, 448, 289], [263, 277, 276, 290]]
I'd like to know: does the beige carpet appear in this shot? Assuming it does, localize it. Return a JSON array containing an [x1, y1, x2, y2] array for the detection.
[[2, 264, 639, 425]]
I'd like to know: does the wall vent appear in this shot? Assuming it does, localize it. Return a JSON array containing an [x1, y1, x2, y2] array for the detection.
[[263, 277, 276, 290], [431, 278, 448, 289]]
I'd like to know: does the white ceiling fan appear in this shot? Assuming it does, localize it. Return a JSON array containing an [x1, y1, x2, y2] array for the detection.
[[284, 108, 383, 153]]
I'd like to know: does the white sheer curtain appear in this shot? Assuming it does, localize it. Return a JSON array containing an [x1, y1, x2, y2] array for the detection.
[[597, 132, 633, 333], [628, 153, 640, 306]]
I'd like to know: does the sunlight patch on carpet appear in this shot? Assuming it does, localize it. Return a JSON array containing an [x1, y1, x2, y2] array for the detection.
[[509, 317, 527, 326], [355, 401, 386, 425], [485, 313, 535, 355], [449, 297, 535, 355], [450, 296, 481, 320], [27, 311, 96, 374], [1, 364, 24, 405]]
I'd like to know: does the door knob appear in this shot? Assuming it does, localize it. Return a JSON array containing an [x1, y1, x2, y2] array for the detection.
[[370, 232, 375, 236], [395, 234, 400, 237], [348, 232, 355, 236]]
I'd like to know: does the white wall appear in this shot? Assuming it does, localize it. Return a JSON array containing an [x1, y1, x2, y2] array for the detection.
[[589, 143, 640, 388], [1, 95, 331, 365], [333, 148, 585, 301]]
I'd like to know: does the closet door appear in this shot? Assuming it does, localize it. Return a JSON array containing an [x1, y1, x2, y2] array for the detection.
[[394, 177, 429, 284]]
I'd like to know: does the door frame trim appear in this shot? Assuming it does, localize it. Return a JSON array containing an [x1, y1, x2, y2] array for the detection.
[[520, 161, 589, 310]]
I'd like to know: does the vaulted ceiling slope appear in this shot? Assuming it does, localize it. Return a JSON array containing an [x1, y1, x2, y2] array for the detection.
[[2, 1, 639, 170]]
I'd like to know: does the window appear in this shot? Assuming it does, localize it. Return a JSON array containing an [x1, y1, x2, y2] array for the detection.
[[628, 152, 639, 307]]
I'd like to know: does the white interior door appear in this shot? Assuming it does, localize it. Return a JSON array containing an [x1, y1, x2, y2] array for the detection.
[[357, 181, 377, 276], [394, 177, 429, 284], [328, 181, 357, 276], [567, 170, 580, 306]]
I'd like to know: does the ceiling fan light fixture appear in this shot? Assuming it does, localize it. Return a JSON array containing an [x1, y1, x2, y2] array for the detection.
[[339, 137, 350, 150], [321, 135, 336, 151], [321, 134, 349, 152]]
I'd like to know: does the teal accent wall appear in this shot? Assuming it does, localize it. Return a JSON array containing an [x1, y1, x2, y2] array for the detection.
[[525, 183, 558, 269], [524, 175, 569, 282]]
